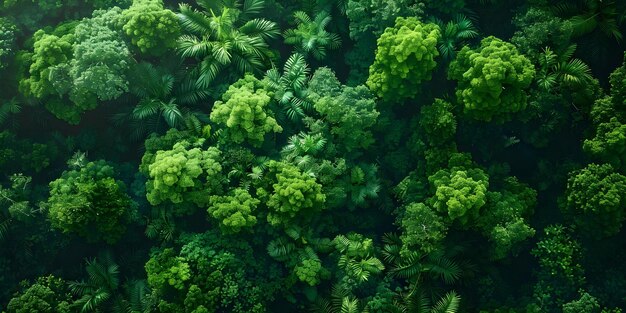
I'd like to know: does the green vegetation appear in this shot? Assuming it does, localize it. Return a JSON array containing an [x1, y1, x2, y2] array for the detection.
[[1, 0, 625, 312]]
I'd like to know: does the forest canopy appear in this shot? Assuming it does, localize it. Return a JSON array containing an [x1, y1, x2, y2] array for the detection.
[[1, 0, 626, 312]]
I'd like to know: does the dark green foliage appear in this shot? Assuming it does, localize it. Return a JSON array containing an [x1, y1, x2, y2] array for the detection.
[[177, 0, 279, 88], [531, 225, 585, 310], [6, 276, 71, 313], [564, 163, 626, 237], [0, 18, 17, 70], [400, 202, 447, 255], [0, 131, 56, 173], [265, 53, 313, 122], [3, 0, 626, 312], [313, 76, 379, 152], [433, 15, 478, 60], [283, 11, 340, 60], [47, 160, 136, 244], [511, 7, 573, 62], [125, 62, 209, 139]]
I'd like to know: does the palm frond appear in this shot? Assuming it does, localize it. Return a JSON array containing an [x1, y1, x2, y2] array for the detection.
[[242, 0, 265, 19], [0, 98, 21, 125], [430, 291, 460, 313], [340, 297, 360, 313], [0, 215, 11, 241], [132, 100, 161, 120], [390, 252, 423, 279], [426, 255, 462, 285], [177, 35, 212, 59], [177, 4, 213, 34], [240, 18, 280, 39]]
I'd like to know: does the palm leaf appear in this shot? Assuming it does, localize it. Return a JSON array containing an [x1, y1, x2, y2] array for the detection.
[[132, 100, 161, 120], [242, 0, 265, 19], [340, 297, 360, 313], [390, 252, 423, 279], [161, 100, 184, 128], [293, 11, 312, 24], [430, 291, 460, 313], [0, 215, 11, 241], [427, 255, 462, 285], [177, 4, 213, 34], [177, 35, 212, 59], [240, 18, 280, 39]]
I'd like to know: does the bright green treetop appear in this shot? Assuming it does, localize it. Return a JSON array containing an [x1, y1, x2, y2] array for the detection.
[[449, 36, 535, 122], [564, 163, 626, 237], [146, 141, 223, 208], [367, 17, 440, 102], [121, 0, 180, 55], [210, 75, 282, 147], [47, 160, 135, 244], [19, 29, 74, 99], [257, 160, 326, 226], [427, 153, 489, 224], [294, 258, 323, 286], [145, 248, 191, 291], [207, 188, 259, 234]]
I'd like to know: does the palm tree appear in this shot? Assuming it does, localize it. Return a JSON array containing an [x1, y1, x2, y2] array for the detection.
[[312, 283, 461, 313], [115, 62, 210, 140], [70, 255, 123, 312], [536, 45, 594, 91], [177, 0, 279, 88], [395, 287, 461, 313], [283, 11, 341, 60], [311, 285, 368, 313], [265, 53, 313, 122], [554, 0, 624, 43], [0, 98, 21, 127], [382, 233, 465, 288], [432, 15, 479, 60], [281, 132, 327, 161], [70, 255, 154, 313], [0, 209, 11, 241]]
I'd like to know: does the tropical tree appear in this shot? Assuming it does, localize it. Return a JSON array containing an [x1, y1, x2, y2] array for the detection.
[[265, 53, 313, 122], [448, 36, 535, 122], [119, 62, 210, 140], [177, 0, 279, 88], [432, 15, 479, 60], [536, 45, 594, 91], [367, 17, 441, 102], [394, 287, 461, 313], [553, 0, 624, 43], [283, 11, 341, 60], [70, 256, 122, 312]]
